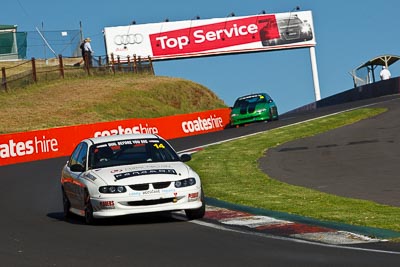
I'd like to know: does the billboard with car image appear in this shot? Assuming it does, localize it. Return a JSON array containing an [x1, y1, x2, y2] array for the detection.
[[104, 11, 315, 61]]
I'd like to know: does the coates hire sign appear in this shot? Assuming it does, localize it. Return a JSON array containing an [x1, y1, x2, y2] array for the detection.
[[104, 11, 316, 61], [0, 108, 230, 166]]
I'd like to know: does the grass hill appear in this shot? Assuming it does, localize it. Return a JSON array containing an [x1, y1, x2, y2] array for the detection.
[[0, 74, 227, 134]]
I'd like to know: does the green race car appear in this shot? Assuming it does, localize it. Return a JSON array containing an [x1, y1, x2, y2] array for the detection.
[[230, 93, 278, 127]]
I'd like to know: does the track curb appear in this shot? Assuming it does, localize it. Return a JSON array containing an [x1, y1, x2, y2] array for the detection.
[[205, 197, 400, 240]]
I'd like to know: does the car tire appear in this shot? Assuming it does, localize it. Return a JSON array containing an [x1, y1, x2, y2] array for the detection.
[[185, 189, 205, 220], [62, 188, 71, 220], [84, 192, 96, 225], [269, 107, 279, 121], [268, 108, 274, 121]]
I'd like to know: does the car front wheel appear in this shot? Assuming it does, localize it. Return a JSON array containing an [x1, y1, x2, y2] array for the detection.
[[185, 189, 205, 220], [269, 107, 279, 121], [84, 192, 96, 225]]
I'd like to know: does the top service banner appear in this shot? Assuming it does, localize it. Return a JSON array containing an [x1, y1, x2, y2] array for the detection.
[[104, 11, 315, 61]]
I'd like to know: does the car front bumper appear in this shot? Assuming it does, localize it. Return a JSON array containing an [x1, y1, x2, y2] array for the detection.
[[90, 188, 203, 218], [231, 113, 269, 126]]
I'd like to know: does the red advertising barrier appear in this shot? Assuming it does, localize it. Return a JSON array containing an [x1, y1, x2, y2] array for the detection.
[[0, 108, 231, 166]]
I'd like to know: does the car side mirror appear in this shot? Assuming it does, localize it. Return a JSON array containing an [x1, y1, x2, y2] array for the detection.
[[70, 164, 85, 173], [180, 154, 192, 162]]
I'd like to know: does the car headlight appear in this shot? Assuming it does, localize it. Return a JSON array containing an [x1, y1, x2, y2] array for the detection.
[[301, 24, 311, 33], [231, 114, 239, 117], [175, 178, 196, 188], [256, 108, 267, 113], [99, 186, 126, 194]]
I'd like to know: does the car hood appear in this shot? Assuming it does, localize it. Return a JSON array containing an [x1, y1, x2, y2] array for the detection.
[[85, 162, 193, 185]]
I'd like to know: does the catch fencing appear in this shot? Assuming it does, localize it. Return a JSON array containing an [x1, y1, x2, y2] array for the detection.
[[0, 29, 81, 61]]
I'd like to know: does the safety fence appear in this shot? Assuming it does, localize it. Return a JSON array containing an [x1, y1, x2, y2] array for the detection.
[[1, 54, 154, 92]]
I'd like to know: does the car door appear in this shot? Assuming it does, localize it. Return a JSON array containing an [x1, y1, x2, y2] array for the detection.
[[62, 142, 89, 211]]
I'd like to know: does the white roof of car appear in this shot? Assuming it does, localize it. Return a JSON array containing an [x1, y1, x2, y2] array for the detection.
[[87, 134, 160, 144]]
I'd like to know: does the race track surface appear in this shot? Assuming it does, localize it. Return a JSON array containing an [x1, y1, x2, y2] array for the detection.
[[259, 96, 400, 207], [1, 95, 399, 266]]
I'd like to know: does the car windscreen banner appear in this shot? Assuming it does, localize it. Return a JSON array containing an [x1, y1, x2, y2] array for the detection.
[[104, 11, 315, 61], [0, 108, 230, 166]]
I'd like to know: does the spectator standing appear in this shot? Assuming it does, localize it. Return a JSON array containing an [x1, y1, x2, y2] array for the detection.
[[74, 39, 86, 66], [380, 66, 391, 80], [83, 37, 94, 67]]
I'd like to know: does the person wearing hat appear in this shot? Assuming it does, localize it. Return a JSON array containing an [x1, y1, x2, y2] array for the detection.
[[83, 37, 94, 67], [73, 38, 87, 66], [380, 65, 391, 80]]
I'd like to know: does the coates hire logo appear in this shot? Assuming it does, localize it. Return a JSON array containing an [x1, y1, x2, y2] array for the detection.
[[181, 115, 224, 134], [150, 15, 279, 57], [94, 123, 159, 137], [0, 136, 59, 159], [93, 115, 224, 137]]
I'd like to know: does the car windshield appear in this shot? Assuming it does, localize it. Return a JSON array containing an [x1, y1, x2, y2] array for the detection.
[[279, 17, 303, 26], [88, 138, 180, 169], [233, 95, 267, 108]]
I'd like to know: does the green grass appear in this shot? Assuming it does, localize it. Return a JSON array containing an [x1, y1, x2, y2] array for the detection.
[[0, 74, 226, 134], [188, 107, 400, 233]]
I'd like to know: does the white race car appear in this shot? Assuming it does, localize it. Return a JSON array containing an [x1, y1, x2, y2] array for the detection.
[[61, 134, 205, 224]]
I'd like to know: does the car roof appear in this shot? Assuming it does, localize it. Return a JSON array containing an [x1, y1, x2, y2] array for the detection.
[[87, 134, 160, 145]]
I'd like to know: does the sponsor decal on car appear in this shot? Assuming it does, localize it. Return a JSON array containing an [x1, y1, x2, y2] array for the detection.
[[239, 94, 264, 100], [114, 169, 178, 180], [84, 173, 97, 181], [100, 201, 115, 209], [188, 192, 199, 202], [142, 189, 161, 195], [161, 188, 176, 194], [129, 188, 177, 197], [110, 169, 124, 173], [129, 192, 141, 197]]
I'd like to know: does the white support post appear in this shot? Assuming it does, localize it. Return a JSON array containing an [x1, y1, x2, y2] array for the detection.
[[309, 46, 321, 101]]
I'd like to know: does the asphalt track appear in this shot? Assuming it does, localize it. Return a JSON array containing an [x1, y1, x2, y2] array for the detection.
[[1, 95, 400, 266], [260, 96, 400, 207]]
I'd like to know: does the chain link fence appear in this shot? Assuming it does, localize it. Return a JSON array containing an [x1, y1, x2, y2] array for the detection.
[[26, 29, 82, 59], [0, 28, 82, 60]]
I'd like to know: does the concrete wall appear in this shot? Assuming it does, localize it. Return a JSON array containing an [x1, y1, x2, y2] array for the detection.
[[288, 77, 400, 114]]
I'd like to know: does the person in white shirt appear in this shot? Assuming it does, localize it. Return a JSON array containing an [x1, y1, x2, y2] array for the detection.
[[83, 37, 94, 67], [380, 66, 391, 80]]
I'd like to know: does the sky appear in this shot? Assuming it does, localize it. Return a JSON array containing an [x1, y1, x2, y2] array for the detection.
[[3, 0, 400, 113]]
